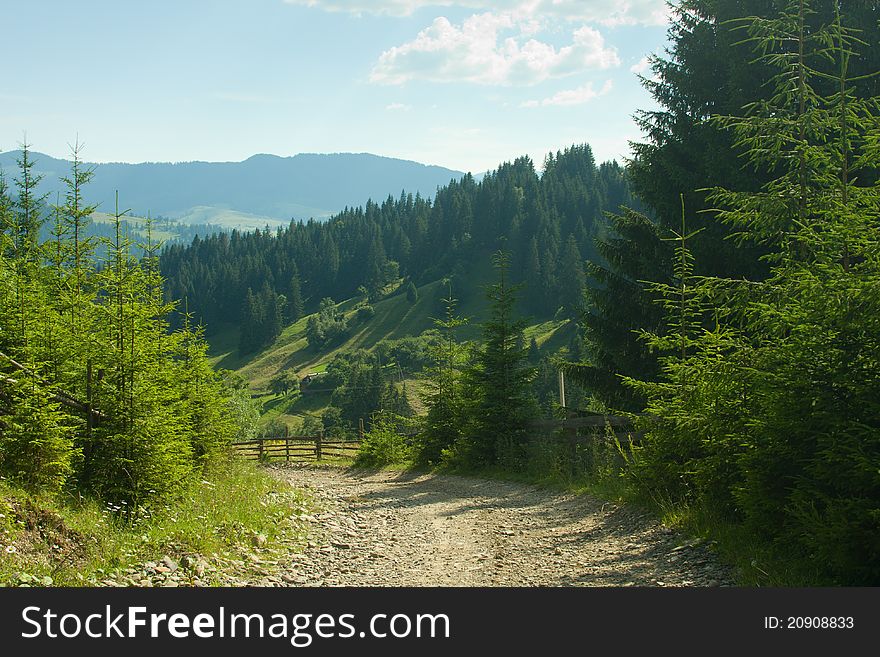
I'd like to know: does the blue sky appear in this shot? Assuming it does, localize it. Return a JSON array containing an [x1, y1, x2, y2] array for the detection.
[[1, 0, 671, 173]]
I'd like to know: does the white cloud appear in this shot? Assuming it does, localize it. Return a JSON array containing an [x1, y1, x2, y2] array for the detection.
[[283, 0, 671, 26], [385, 102, 413, 111], [629, 56, 651, 75], [370, 15, 619, 86], [521, 79, 612, 107]]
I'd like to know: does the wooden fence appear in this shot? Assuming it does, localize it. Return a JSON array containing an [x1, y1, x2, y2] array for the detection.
[[233, 433, 360, 462], [525, 414, 642, 475], [234, 414, 639, 463], [527, 414, 642, 447]]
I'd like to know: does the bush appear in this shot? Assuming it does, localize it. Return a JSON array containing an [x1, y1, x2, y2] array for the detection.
[[355, 415, 413, 467], [305, 298, 349, 349], [87, 414, 193, 507]]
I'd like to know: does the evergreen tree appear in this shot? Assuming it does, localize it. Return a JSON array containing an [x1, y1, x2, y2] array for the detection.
[[0, 149, 246, 503], [287, 269, 304, 322], [159, 144, 631, 337], [405, 280, 418, 304], [0, 371, 75, 495], [238, 287, 262, 354], [420, 290, 468, 464], [460, 251, 537, 467], [527, 337, 540, 364], [522, 236, 543, 313], [558, 234, 585, 319], [568, 208, 670, 411]]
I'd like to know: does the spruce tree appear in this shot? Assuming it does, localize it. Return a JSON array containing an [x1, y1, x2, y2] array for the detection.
[[405, 280, 418, 304], [420, 289, 468, 464], [288, 269, 304, 322], [0, 147, 243, 504], [567, 208, 669, 411], [461, 250, 537, 467], [558, 234, 585, 319]]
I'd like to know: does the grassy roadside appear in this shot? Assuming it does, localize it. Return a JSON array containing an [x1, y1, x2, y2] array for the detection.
[[0, 458, 312, 587]]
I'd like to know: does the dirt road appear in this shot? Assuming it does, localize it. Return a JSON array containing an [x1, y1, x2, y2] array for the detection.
[[266, 464, 734, 587]]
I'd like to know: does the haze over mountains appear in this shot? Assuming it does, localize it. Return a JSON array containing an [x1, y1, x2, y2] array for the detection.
[[0, 150, 465, 229]]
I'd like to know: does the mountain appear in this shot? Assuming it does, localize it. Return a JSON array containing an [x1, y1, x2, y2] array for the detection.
[[0, 150, 465, 227]]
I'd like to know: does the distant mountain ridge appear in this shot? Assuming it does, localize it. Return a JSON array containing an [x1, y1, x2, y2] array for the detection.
[[0, 150, 465, 227]]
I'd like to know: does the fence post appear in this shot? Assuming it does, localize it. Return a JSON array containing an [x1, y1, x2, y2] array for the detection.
[[258, 438, 264, 461], [558, 369, 566, 409], [285, 425, 290, 462], [358, 418, 365, 443], [564, 409, 578, 473], [316, 430, 323, 461]]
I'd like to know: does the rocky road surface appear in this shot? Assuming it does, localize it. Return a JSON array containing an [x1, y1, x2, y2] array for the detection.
[[261, 464, 734, 587], [100, 464, 735, 587]]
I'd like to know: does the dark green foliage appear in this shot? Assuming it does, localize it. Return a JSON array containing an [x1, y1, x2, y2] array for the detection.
[[238, 282, 283, 354], [299, 414, 323, 436], [320, 406, 347, 438], [287, 269, 304, 322], [331, 355, 386, 428], [583, 0, 880, 419], [312, 349, 414, 434], [568, 208, 669, 411], [355, 304, 375, 323], [558, 235, 585, 319], [574, 0, 781, 411], [374, 332, 439, 372], [269, 370, 298, 397], [405, 280, 418, 304], [527, 337, 540, 364]]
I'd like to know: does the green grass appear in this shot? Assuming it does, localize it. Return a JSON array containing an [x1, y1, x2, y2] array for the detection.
[[171, 206, 288, 230], [0, 458, 311, 586], [91, 211, 178, 241], [649, 499, 825, 586], [259, 390, 332, 433]]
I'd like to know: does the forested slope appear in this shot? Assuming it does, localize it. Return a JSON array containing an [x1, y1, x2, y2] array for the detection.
[[160, 145, 636, 353]]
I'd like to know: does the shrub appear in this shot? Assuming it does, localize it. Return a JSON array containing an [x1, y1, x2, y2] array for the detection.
[[355, 415, 413, 467]]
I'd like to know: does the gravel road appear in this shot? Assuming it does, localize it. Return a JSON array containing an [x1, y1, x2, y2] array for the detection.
[[264, 464, 735, 587]]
